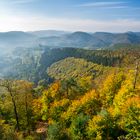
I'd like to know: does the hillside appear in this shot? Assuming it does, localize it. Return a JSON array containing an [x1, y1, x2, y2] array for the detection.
[[0, 31, 140, 56], [47, 57, 110, 80], [0, 0, 140, 139], [2, 47, 139, 84], [29, 30, 69, 37], [1, 54, 139, 140], [108, 43, 140, 50], [39, 31, 140, 49], [0, 45, 140, 140], [0, 31, 37, 54], [0, 31, 37, 46]]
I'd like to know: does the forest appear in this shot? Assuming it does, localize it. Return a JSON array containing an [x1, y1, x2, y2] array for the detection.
[[0, 46, 140, 140], [1, 0, 140, 139]]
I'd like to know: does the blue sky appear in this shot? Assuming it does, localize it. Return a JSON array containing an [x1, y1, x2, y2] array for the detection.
[[0, 0, 140, 32]]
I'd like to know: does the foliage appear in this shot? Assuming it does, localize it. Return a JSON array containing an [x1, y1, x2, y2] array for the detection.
[[5, 47, 140, 83], [0, 48, 140, 139], [69, 113, 90, 140]]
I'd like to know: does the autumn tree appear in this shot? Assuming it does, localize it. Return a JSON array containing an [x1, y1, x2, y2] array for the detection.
[[0, 80, 34, 130]]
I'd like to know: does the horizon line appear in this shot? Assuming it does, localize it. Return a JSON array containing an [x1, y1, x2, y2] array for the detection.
[[0, 30, 139, 34]]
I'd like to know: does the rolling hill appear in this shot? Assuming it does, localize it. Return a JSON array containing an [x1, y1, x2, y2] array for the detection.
[[38, 31, 140, 49], [0, 30, 140, 56], [47, 57, 109, 80], [29, 30, 69, 37]]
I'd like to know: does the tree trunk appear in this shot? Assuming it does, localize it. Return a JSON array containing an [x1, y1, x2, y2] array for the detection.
[[133, 60, 139, 90], [25, 93, 30, 127], [10, 92, 20, 131]]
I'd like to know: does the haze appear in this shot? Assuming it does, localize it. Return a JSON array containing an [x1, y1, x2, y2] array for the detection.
[[0, 0, 140, 32]]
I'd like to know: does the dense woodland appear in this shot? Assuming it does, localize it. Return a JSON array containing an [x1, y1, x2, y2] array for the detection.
[[3, 46, 140, 82], [0, 46, 140, 140]]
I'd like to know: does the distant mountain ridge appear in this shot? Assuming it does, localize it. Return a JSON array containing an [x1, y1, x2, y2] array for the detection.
[[29, 30, 70, 37], [38, 31, 140, 49], [0, 31, 37, 54], [0, 30, 140, 54]]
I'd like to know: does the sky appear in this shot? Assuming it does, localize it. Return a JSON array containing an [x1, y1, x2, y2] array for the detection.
[[0, 0, 140, 32]]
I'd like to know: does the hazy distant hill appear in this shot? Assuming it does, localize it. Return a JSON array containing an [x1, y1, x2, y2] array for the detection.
[[0, 31, 37, 54], [39, 31, 140, 49], [0, 30, 140, 55], [0, 31, 36, 42], [93, 32, 140, 46], [29, 30, 69, 37], [39, 31, 106, 48]]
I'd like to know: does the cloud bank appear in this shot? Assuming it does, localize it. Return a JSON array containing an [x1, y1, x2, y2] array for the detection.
[[0, 15, 140, 32]]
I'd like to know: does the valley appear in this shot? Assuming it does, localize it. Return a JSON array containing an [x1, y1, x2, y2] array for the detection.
[[0, 30, 140, 140]]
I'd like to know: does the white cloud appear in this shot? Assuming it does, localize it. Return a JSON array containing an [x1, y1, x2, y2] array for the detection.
[[10, 0, 37, 4], [77, 1, 128, 9], [102, 6, 128, 9], [0, 15, 140, 32]]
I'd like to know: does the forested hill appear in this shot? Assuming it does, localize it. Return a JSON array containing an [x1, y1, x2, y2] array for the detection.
[[0, 49, 139, 140], [47, 57, 111, 80], [3, 47, 140, 84], [0, 43, 140, 139]]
